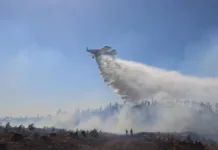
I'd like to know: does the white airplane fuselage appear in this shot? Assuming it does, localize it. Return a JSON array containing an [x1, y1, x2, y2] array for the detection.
[[86, 46, 117, 59]]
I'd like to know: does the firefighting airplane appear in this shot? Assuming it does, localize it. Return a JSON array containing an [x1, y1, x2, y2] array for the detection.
[[86, 46, 117, 59]]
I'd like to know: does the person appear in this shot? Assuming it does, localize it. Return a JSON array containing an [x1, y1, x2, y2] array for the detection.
[[130, 128, 133, 136], [125, 129, 128, 135]]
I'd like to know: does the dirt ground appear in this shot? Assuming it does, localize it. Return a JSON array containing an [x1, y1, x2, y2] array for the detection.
[[0, 131, 217, 150]]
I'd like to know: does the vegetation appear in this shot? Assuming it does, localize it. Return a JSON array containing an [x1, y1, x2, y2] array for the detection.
[[0, 101, 218, 149], [0, 122, 217, 150]]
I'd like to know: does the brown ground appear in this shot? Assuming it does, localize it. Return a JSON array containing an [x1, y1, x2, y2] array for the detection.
[[0, 131, 217, 150]]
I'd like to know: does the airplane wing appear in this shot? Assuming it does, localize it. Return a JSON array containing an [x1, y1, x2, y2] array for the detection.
[[105, 49, 117, 55], [87, 49, 99, 54], [100, 46, 112, 54]]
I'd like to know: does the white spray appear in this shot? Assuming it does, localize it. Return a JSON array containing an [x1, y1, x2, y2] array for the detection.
[[95, 55, 218, 104]]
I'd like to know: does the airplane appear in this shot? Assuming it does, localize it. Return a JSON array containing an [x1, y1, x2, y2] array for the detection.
[[86, 46, 117, 59]]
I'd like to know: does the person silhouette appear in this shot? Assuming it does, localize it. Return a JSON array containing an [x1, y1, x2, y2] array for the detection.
[[130, 128, 133, 136], [125, 129, 128, 135]]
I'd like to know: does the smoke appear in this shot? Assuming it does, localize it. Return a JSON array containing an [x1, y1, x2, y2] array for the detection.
[[31, 53, 216, 135], [28, 102, 218, 135], [95, 55, 218, 104], [7, 54, 218, 136]]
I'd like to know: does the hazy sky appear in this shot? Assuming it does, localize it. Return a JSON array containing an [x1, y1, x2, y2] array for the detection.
[[0, 0, 218, 116]]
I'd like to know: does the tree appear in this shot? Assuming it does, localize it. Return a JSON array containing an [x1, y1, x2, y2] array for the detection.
[[186, 134, 192, 142], [52, 127, 55, 132], [90, 129, 99, 138], [5, 122, 11, 129], [28, 123, 35, 131], [18, 125, 25, 132], [4, 122, 11, 132]]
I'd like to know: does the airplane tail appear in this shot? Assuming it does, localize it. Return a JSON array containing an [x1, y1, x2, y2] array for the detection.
[[105, 50, 117, 56]]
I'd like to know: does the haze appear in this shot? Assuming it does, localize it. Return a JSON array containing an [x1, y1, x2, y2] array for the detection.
[[0, 0, 218, 117]]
